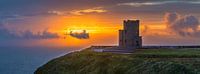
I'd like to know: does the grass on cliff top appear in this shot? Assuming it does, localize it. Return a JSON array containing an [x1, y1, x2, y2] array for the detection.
[[35, 48, 200, 74]]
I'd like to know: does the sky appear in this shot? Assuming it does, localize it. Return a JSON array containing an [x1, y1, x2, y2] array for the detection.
[[1, 0, 200, 47]]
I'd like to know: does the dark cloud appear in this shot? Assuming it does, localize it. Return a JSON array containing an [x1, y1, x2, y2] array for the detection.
[[110, 2, 200, 15], [1, 0, 200, 17], [117, 0, 200, 7], [165, 12, 178, 25], [165, 12, 200, 37], [18, 30, 60, 39], [69, 30, 89, 39], [0, 23, 60, 40]]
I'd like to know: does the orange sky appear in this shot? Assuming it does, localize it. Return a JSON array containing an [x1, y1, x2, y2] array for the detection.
[[27, 14, 168, 48], [1, 0, 200, 48]]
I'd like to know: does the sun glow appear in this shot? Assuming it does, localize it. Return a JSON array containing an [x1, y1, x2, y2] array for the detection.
[[44, 15, 170, 47], [65, 26, 121, 34], [70, 30, 87, 33]]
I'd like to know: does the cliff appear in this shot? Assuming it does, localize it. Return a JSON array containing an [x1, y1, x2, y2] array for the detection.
[[35, 48, 200, 74]]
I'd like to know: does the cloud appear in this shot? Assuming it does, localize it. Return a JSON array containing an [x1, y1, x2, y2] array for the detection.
[[164, 12, 179, 25], [0, 23, 60, 39], [1, 0, 200, 19], [47, 10, 65, 16], [117, 1, 200, 7], [117, 2, 167, 7], [69, 30, 89, 39], [165, 12, 200, 37], [69, 7, 107, 15], [48, 7, 107, 16], [17, 30, 60, 39]]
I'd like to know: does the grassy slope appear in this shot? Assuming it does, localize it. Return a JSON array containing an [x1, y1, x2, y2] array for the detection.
[[35, 48, 200, 74]]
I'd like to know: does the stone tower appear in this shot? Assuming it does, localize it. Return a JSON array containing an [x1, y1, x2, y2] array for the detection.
[[119, 20, 142, 49]]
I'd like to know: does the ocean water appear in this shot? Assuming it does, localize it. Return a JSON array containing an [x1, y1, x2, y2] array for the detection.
[[0, 46, 75, 74]]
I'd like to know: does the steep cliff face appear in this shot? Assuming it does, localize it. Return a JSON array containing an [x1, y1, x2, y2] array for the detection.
[[35, 48, 200, 74]]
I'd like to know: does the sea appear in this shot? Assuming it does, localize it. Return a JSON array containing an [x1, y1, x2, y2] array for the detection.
[[0, 46, 80, 74]]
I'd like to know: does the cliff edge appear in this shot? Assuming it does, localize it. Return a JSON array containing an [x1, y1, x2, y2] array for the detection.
[[35, 47, 200, 74]]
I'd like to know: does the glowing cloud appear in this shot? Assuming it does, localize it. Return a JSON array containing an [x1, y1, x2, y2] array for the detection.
[[70, 7, 107, 15]]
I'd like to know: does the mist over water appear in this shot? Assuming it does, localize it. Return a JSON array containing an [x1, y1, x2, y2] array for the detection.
[[0, 46, 78, 74]]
